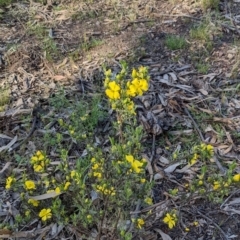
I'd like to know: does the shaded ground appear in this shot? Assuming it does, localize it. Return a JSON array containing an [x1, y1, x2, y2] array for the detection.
[[1, 0, 240, 239]]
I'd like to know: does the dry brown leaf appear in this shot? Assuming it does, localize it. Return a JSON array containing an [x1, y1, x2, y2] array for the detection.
[[53, 75, 67, 81], [217, 144, 230, 150], [159, 156, 170, 165], [223, 205, 240, 215], [199, 89, 208, 95], [175, 164, 191, 173], [29, 191, 61, 200], [168, 72, 177, 81], [56, 57, 68, 70], [213, 117, 233, 124], [164, 162, 182, 173], [169, 129, 193, 135], [210, 135, 217, 144], [55, 10, 71, 21], [198, 107, 214, 114], [0, 162, 12, 177], [155, 200, 170, 220], [154, 228, 172, 240], [154, 172, 164, 180], [0, 134, 12, 140], [227, 197, 240, 205], [0, 135, 18, 152], [222, 144, 233, 154], [225, 131, 234, 144]]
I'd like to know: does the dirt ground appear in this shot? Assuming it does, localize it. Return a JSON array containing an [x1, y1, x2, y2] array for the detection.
[[1, 0, 240, 239]]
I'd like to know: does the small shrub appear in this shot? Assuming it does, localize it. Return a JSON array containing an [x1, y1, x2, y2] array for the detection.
[[196, 62, 210, 74], [0, 0, 12, 7], [165, 35, 187, 50], [4, 62, 153, 239], [190, 23, 209, 42], [201, 0, 220, 11]]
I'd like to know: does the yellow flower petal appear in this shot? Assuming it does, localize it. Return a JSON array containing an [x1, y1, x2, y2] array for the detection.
[[233, 173, 240, 182]]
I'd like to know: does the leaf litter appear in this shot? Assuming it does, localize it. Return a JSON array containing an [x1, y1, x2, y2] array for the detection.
[[1, 0, 240, 239]]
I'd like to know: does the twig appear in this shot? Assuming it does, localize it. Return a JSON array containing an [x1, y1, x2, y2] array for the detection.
[[149, 134, 156, 163], [183, 107, 204, 141], [220, 189, 240, 209], [121, 19, 155, 31], [127, 199, 141, 232], [197, 211, 228, 240], [153, 13, 201, 21], [213, 156, 227, 175], [130, 200, 167, 214]]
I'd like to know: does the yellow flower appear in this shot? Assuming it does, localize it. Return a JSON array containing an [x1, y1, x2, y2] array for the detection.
[[193, 221, 199, 226], [200, 143, 214, 156], [132, 68, 138, 78], [5, 176, 15, 190], [190, 153, 198, 165], [47, 190, 54, 193], [93, 172, 102, 178], [138, 66, 147, 74], [109, 187, 116, 196], [44, 180, 50, 188], [140, 178, 146, 183], [31, 151, 45, 163], [172, 152, 178, 160], [139, 79, 148, 92], [87, 214, 92, 220], [58, 118, 64, 126], [126, 155, 134, 163], [39, 208, 52, 221], [144, 197, 152, 205], [198, 180, 203, 186], [128, 78, 148, 96], [233, 173, 240, 182], [126, 155, 144, 173], [33, 164, 43, 172], [132, 79, 142, 94], [92, 163, 100, 170], [55, 187, 61, 194], [105, 81, 120, 100], [163, 213, 177, 229], [185, 227, 190, 232], [131, 160, 144, 173], [64, 182, 71, 190], [28, 199, 39, 207], [206, 144, 214, 155], [70, 170, 76, 178], [136, 218, 145, 229], [25, 210, 31, 217], [126, 81, 137, 97], [25, 180, 36, 190], [224, 182, 229, 187], [213, 181, 220, 190], [96, 184, 115, 196]]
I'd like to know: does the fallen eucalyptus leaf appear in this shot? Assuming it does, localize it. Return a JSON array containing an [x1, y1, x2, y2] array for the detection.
[[164, 162, 182, 173]]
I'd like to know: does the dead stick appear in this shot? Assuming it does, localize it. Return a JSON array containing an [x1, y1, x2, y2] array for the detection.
[[183, 107, 204, 141]]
